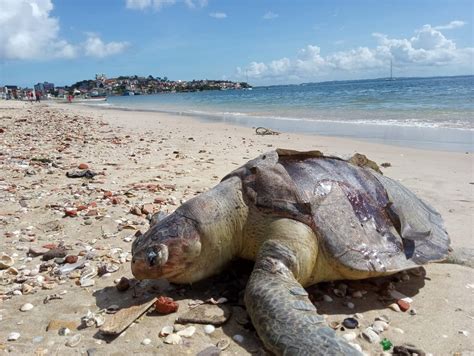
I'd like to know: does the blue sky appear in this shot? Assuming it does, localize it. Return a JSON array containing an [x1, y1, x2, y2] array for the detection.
[[0, 0, 472, 87]]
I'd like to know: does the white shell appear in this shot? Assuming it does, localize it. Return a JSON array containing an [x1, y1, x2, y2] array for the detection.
[[141, 338, 151, 345], [362, 327, 380, 343], [164, 333, 182, 345], [177, 326, 196, 338], [20, 303, 34, 312], [203, 325, 215, 334]]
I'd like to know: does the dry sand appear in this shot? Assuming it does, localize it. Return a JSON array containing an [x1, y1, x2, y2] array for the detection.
[[0, 100, 472, 355]]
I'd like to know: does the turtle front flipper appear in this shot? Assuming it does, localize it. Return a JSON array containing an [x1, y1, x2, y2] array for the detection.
[[245, 240, 361, 356]]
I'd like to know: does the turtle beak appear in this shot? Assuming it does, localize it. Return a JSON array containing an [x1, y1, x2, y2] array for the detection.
[[147, 244, 168, 267]]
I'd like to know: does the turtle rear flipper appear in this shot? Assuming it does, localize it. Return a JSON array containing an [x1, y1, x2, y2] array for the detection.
[[245, 240, 361, 356]]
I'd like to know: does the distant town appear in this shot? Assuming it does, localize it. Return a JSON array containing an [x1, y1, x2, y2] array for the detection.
[[1, 74, 252, 100]]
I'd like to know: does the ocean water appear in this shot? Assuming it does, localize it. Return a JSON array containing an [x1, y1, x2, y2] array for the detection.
[[99, 75, 473, 152]]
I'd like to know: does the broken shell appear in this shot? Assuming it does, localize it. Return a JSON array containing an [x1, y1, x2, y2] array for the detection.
[[20, 303, 34, 312], [362, 327, 380, 343], [329, 321, 341, 330], [0, 254, 14, 269], [164, 333, 182, 345], [8, 332, 21, 341], [159, 325, 174, 337], [388, 303, 401, 312], [58, 327, 71, 336], [65, 334, 82, 347], [177, 326, 196, 338], [216, 339, 230, 350]]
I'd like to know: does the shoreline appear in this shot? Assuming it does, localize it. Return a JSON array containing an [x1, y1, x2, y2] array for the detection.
[[78, 100, 474, 153], [0, 100, 473, 354]]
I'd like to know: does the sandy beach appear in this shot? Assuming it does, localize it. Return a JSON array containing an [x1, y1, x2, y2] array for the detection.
[[0, 100, 472, 355]]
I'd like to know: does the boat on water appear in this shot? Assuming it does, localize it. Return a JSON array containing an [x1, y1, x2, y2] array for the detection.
[[51, 95, 107, 103]]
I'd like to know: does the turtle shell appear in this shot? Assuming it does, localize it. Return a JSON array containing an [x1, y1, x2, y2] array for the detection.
[[222, 149, 450, 273]]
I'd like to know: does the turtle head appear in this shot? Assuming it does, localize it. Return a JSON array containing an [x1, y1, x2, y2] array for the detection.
[[131, 210, 202, 283]]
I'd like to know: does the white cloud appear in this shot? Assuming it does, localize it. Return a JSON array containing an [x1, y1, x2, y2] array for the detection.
[[237, 22, 473, 83], [434, 20, 467, 30], [209, 12, 227, 19], [83, 34, 129, 58], [125, 0, 207, 11], [263, 11, 278, 20], [0, 0, 129, 60]]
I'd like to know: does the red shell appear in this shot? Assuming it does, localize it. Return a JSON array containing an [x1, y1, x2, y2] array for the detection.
[[154, 296, 179, 314]]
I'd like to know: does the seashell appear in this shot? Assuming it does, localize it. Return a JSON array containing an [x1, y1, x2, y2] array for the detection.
[[375, 315, 390, 323], [164, 333, 182, 345], [106, 305, 120, 314], [362, 327, 380, 344], [352, 291, 363, 298], [8, 332, 21, 341], [329, 321, 341, 329], [20, 303, 34, 312], [141, 338, 151, 345], [0, 254, 15, 269], [65, 334, 82, 347], [372, 320, 388, 334], [216, 339, 230, 350], [203, 324, 215, 334], [159, 325, 174, 337], [388, 303, 401, 312], [177, 326, 196, 338]]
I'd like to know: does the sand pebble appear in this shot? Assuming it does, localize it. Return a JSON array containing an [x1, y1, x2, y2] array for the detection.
[[323, 295, 333, 302], [233, 334, 244, 343], [204, 325, 215, 334], [141, 338, 151, 345], [8, 332, 21, 341], [20, 303, 34, 312], [392, 327, 405, 334], [458, 330, 469, 336], [342, 332, 357, 342], [65, 334, 82, 347], [352, 291, 363, 298]]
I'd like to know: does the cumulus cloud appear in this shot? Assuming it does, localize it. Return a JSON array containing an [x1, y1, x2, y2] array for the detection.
[[237, 22, 473, 82], [209, 12, 227, 19], [433, 20, 467, 30], [83, 34, 129, 58], [263, 11, 278, 20], [0, 0, 128, 60], [125, 0, 207, 11]]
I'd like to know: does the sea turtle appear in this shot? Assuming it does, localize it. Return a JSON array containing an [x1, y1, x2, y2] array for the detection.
[[131, 149, 450, 355]]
